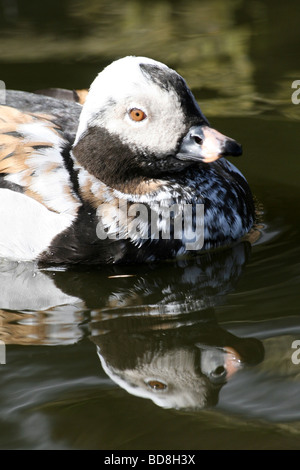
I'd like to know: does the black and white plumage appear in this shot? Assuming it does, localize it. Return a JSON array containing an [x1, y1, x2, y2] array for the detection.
[[0, 56, 254, 265]]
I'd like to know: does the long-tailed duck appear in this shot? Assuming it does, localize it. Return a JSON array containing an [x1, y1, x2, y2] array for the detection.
[[0, 56, 254, 265]]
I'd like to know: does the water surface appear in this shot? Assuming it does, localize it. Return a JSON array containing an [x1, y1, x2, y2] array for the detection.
[[0, 0, 300, 450]]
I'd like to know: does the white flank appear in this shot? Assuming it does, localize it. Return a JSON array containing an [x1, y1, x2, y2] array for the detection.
[[0, 189, 75, 262]]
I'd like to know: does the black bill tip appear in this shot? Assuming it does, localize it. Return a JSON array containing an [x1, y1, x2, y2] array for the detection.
[[221, 139, 243, 157]]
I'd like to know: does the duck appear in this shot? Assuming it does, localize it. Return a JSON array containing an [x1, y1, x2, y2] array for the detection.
[[0, 56, 255, 265]]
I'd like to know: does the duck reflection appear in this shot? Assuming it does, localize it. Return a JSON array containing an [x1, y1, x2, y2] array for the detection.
[[91, 307, 263, 410], [86, 242, 264, 410], [0, 241, 264, 409]]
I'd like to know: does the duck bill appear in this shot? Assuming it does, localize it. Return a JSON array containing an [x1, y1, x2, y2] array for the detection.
[[176, 125, 242, 163]]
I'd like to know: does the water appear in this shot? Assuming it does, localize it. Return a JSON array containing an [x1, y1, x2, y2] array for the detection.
[[0, 0, 300, 450]]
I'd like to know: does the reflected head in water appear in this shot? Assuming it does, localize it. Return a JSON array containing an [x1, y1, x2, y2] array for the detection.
[[91, 310, 264, 411], [87, 241, 263, 410]]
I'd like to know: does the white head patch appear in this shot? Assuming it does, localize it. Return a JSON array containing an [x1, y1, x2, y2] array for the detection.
[[74, 56, 193, 156]]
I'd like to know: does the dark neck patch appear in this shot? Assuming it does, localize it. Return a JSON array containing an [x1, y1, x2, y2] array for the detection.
[[73, 126, 144, 187], [139, 63, 209, 128], [72, 125, 191, 189]]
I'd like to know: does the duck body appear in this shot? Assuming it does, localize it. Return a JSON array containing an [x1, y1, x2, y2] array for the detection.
[[0, 57, 254, 265]]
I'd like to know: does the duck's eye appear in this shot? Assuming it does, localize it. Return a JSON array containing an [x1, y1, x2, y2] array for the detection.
[[129, 108, 147, 122], [145, 379, 167, 391]]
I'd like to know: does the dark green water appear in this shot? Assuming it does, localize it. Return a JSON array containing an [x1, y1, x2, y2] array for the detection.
[[0, 0, 300, 450]]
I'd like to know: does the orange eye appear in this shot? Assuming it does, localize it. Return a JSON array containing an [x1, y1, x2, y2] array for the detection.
[[146, 380, 167, 391], [129, 108, 147, 122]]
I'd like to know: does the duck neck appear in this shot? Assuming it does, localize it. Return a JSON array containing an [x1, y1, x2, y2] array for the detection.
[[72, 125, 152, 190]]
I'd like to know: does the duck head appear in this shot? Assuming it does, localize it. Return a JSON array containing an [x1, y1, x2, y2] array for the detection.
[[72, 56, 242, 186]]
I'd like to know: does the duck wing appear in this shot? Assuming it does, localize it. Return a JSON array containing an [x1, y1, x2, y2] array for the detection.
[[0, 92, 81, 261]]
